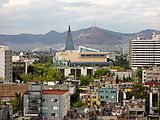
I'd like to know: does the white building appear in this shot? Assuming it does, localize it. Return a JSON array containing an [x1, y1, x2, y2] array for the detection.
[[129, 33, 160, 69], [0, 46, 12, 82]]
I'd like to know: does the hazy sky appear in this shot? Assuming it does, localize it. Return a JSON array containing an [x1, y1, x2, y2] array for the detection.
[[0, 0, 160, 34]]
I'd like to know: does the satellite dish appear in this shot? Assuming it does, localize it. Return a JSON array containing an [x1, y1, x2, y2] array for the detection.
[[84, 108, 89, 113], [19, 52, 23, 57]]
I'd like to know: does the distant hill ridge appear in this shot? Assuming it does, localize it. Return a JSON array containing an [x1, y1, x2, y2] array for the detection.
[[0, 27, 159, 50]]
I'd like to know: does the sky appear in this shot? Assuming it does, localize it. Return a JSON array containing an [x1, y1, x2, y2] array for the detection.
[[0, 0, 160, 34]]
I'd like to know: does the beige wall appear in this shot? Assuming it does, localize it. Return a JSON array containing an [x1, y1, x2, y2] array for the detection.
[[56, 52, 108, 62]]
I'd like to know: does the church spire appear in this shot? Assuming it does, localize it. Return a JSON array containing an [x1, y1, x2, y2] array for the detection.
[[65, 25, 74, 50]]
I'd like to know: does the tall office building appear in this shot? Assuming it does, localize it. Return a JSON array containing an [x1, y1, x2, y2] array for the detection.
[[65, 25, 74, 50], [0, 46, 12, 82], [129, 33, 160, 69]]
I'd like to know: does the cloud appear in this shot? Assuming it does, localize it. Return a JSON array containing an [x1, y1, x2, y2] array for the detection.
[[0, 0, 10, 7], [0, 0, 160, 34]]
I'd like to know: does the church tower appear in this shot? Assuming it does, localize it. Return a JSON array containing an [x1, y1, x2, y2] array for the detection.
[[65, 25, 74, 50]]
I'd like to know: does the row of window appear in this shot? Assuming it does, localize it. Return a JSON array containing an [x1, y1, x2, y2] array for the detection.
[[99, 91, 116, 93], [81, 54, 106, 57], [146, 73, 160, 75], [42, 99, 58, 102], [99, 96, 116, 99]]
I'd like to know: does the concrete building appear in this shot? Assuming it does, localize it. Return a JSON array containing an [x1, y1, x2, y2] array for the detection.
[[23, 84, 70, 120], [79, 85, 99, 107], [57, 67, 96, 79], [124, 98, 146, 120], [54, 51, 112, 67], [149, 88, 159, 114], [0, 46, 12, 82], [12, 62, 25, 81], [98, 87, 117, 105], [129, 33, 160, 69], [142, 67, 160, 83], [102, 76, 116, 84], [110, 70, 132, 80]]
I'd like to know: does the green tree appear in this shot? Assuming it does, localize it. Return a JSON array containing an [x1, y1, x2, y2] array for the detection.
[[11, 93, 23, 114], [137, 68, 142, 83], [22, 64, 63, 83], [129, 84, 150, 99], [80, 76, 93, 86], [70, 89, 80, 106], [73, 100, 83, 108], [157, 99, 160, 114], [114, 56, 129, 70], [94, 68, 110, 78], [127, 84, 150, 112], [20, 73, 33, 83]]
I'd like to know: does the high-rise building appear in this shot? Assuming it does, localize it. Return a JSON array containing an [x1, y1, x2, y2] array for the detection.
[[65, 25, 74, 50], [0, 46, 12, 82], [129, 33, 160, 69]]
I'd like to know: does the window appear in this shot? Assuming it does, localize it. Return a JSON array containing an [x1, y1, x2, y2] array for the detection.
[[53, 106, 58, 110], [42, 99, 45, 102], [111, 91, 116, 93], [51, 113, 57, 116], [99, 91, 104, 93], [51, 99, 58, 102], [100, 96, 104, 99]]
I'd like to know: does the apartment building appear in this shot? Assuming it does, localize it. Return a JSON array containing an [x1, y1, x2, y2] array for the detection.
[[129, 33, 160, 69], [79, 85, 99, 107], [98, 87, 117, 105], [124, 98, 146, 120], [0, 46, 12, 82], [23, 84, 70, 120]]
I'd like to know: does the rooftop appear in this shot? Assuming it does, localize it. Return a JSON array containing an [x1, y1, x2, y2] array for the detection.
[[43, 90, 69, 95]]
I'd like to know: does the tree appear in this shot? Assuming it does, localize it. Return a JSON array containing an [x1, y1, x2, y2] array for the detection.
[[114, 56, 129, 70], [94, 68, 110, 78], [20, 73, 33, 83], [80, 76, 93, 86], [127, 84, 150, 112], [21, 64, 64, 83], [137, 68, 142, 83], [70, 89, 80, 106], [73, 100, 83, 108], [157, 99, 160, 114], [11, 93, 23, 114]]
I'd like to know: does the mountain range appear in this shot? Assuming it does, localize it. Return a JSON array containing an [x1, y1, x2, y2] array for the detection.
[[0, 27, 159, 51]]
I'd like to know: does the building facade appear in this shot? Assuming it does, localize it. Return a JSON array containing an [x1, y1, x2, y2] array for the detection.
[[0, 46, 12, 82], [124, 98, 146, 120], [110, 70, 133, 80], [0, 84, 28, 101], [12, 62, 25, 81], [142, 69, 160, 83], [98, 87, 117, 105], [54, 51, 112, 67], [24, 84, 70, 120], [57, 67, 96, 79], [129, 33, 160, 69]]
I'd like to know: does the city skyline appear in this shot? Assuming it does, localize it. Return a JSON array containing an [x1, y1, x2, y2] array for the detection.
[[0, 0, 160, 34]]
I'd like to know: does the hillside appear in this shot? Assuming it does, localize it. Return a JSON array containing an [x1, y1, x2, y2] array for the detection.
[[0, 27, 159, 51]]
